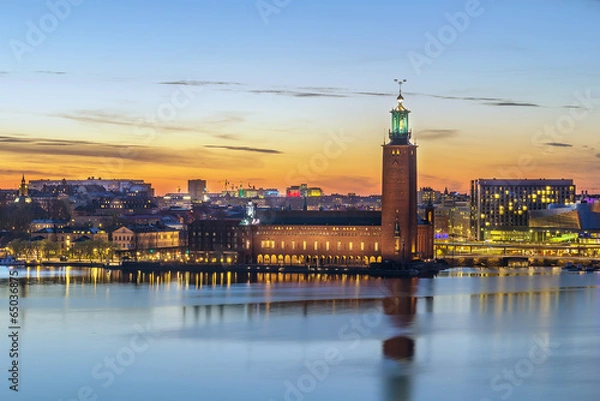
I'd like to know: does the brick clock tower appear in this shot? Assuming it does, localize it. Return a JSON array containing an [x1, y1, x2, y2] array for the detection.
[[381, 80, 418, 264]]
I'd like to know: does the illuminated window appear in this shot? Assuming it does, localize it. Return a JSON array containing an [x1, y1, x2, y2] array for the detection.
[[314, 241, 318, 251], [326, 241, 330, 251], [349, 242, 353, 251], [303, 241, 307, 251]]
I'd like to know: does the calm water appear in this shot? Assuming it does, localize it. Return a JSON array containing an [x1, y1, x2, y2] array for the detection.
[[1, 266, 599, 401]]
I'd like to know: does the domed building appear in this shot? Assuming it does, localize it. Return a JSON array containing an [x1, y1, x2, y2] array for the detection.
[[14, 175, 32, 204]]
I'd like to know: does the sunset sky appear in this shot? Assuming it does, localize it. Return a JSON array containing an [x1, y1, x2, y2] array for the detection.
[[1, 0, 599, 195]]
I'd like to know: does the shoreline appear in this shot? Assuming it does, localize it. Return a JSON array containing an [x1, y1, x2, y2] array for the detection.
[[112, 261, 447, 279], [13, 260, 444, 278]]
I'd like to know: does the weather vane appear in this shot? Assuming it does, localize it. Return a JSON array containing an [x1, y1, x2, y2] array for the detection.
[[394, 78, 407, 96]]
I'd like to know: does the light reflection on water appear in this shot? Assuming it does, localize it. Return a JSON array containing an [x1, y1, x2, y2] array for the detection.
[[0, 267, 598, 401]]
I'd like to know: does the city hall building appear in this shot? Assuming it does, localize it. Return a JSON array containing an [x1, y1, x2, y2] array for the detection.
[[189, 86, 434, 266]]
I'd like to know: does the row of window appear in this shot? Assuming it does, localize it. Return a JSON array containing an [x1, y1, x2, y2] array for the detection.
[[256, 254, 383, 265], [264, 226, 373, 232], [115, 235, 133, 242], [480, 186, 574, 192], [192, 232, 237, 237], [114, 235, 175, 241], [255, 232, 377, 237], [258, 240, 379, 252]]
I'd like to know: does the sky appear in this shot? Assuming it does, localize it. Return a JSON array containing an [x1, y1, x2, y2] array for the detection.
[[1, 0, 599, 196]]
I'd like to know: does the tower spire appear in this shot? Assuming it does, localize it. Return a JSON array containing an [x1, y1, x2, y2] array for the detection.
[[381, 79, 419, 264], [394, 78, 406, 101], [17, 174, 29, 200], [389, 79, 411, 144]]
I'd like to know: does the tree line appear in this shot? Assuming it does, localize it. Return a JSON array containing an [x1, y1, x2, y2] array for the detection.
[[7, 238, 118, 263], [0, 200, 71, 232]]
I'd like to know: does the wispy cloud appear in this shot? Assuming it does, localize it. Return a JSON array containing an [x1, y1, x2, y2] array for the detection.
[[204, 145, 283, 154], [298, 86, 348, 92], [0, 135, 171, 162], [170, 80, 545, 108], [247, 89, 347, 98], [54, 110, 143, 128], [0, 135, 32, 144], [35, 71, 67, 75], [352, 91, 391, 97], [0, 134, 243, 169], [404, 92, 541, 108], [160, 80, 244, 87], [0, 135, 100, 147], [546, 142, 573, 148], [417, 129, 460, 140], [484, 101, 541, 108], [418, 93, 503, 102], [203, 112, 247, 127], [0, 168, 50, 177], [51, 110, 241, 141]]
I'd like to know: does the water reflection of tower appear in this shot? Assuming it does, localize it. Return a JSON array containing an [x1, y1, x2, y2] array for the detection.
[[381, 278, 418, 401]]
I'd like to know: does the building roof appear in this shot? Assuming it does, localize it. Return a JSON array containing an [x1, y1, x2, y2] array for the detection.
[[34, 227, 105, 235], [256, 210, 381, 226], [475, 179, 574, 187], [529, 203, 600, 230], [113, 225, 180, 234], [31, 219, 68, 224], [34, 228, 55, 234]]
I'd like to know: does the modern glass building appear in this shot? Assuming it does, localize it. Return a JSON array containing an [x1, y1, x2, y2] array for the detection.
[[529, 202, 600, 242], [470, 178, 576, 241]]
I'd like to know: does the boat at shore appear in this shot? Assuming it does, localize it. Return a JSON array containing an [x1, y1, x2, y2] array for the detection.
[[562, 262, 600, 272], [0, 255, 25, 267]]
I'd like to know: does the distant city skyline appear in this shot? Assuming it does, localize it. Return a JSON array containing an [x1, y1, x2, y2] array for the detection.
[[1, 0, 599, 195]]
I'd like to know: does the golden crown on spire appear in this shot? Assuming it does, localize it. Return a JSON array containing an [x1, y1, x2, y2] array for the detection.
[[394, 79, 408, 111]]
